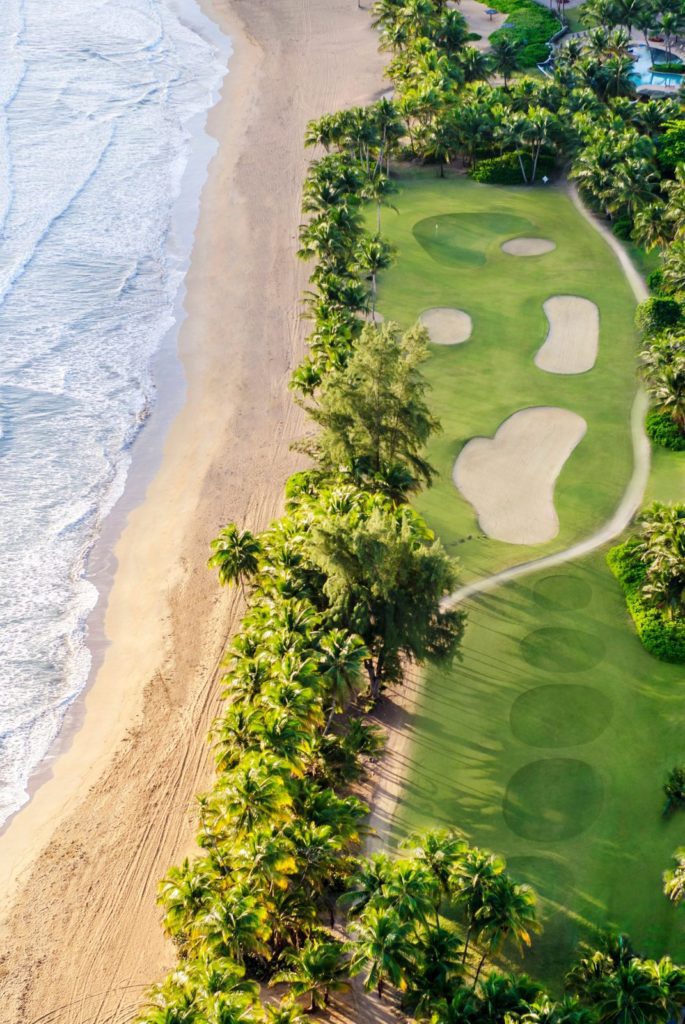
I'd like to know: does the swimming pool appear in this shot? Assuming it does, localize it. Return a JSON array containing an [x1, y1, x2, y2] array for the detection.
[[630, 43, 683, 88]]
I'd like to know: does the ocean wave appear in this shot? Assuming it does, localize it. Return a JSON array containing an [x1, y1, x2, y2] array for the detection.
[[0, 0, 229, 827]]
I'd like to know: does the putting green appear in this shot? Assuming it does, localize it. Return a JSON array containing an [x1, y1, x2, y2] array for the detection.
[[374, 172, 638, 579], [375, 173, 685, 983]]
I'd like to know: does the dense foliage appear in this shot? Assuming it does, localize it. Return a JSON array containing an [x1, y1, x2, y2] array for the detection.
[[488, 0, 560, 67]]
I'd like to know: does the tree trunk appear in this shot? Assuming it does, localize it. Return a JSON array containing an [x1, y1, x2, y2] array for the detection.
[[440, 160, 445, 178], [378, 978, 385, 1000], [517, 152, 529, 184], [462, 922, 473, 964], [472, 950, 488, 990]]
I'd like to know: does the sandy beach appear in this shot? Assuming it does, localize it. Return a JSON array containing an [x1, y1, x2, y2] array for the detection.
[[0, 2, 384, 1019]]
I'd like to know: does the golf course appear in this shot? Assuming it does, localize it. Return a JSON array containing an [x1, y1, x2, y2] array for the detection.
[[375, 172, 685, 983]]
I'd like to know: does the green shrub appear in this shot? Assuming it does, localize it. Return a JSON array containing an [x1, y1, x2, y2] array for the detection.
[[469, 151, 556, 184], [645, 409, 685, 451], [607, 541, 685, 662], [648, 268, 666, 294], [652, 62, 684, 75], [635, 296, 682, 335], [488, 0, 560, 66], [612, 216, 633, 241], [657, 120, 685, 175]]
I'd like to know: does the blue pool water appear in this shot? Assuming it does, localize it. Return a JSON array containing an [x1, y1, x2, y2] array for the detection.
[[630, 43, 683, 88]]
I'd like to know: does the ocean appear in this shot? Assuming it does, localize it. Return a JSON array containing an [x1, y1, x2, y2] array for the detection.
[[0, 0, 228, 826]]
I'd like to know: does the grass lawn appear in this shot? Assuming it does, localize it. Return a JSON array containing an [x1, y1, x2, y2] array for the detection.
[[374, 171, 685, 984], [375, 171, 639, 582], [391, 552, 685, 985]]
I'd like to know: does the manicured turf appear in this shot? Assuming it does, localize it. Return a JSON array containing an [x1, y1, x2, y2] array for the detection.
[[375, 173, 685, 984], [375, 172, 639, 580], [390, 554, 685, 984]]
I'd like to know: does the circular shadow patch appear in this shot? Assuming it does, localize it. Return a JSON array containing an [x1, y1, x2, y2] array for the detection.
[[510, 684, 612, 748], [520, 628, 605, 673], [533, 574, 593, 611], [506, 854, 575, 903], [503, 758, 603, 842]]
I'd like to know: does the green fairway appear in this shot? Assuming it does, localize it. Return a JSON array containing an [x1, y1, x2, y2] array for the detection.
[[375, 173, 685, 984], [375, 172, 639, 581], [390, 554, 685, 984]]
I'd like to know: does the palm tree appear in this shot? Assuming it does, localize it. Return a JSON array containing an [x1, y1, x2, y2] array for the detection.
[[403, 827, 468, 895], [316, 628, 368, 729], [263, 1000, 308, 1024], [354, 235, 395, 317], [406, 926, 465, 1015], [157, 857, 216, 945], [471, 875, 539, 987], [449, 846, 505, 965], [272, 939, 350, 1011], [664, 847, 685, 904], [342, 852, 394, 917], [490, 36, 523, 90], [206, 754, 293, 839], [208, 524, 262, 597], [348, 906, 416, 999], [382, 858, 441, 929], [199, 886, 271, 965]]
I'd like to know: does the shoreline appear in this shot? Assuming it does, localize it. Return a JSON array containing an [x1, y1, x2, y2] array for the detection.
[[0, 1, 385, 1017], [0, 0, 231, 842]]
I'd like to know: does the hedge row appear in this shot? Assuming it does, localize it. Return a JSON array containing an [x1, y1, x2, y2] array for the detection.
[[488, 0, 560, 66], [469, 151, 556, 184], [607, 541, 685, 662], [645, 409, 685, 451]]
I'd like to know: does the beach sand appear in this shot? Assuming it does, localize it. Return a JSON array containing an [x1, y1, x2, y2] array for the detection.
[[0, 2, 385, 1019]]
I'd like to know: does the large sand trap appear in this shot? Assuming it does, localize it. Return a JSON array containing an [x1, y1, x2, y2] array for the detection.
[[536, 296, 599, 375], [454, 407, 587, 545], [502, 237, 556, 256], [420, 306, 472, 345]]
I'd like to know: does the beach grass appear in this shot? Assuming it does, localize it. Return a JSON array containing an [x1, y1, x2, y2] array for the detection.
[[373, 171, 685, 983]]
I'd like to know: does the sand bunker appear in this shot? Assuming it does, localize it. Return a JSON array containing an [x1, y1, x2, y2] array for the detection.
[[454, 407, 587, 545], [502, 237, 556, 256], [535, 296, 599, 375], [420, 307, 472, 345]]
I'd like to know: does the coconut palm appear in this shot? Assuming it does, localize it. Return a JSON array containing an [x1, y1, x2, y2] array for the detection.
[[348, 905, 416, 999], [664, 847, 685, 904], [157, 857, 216, 944], [449, 846, 506, 964], [405, 925, 465, 1015], [205, 754, 293, 839], [354, 234, 395, 316], [471, 876, 539, 986], [342, 852, 395, 917], [208, 524, 262, 596], [316, 628, 369, 729], [490, 36, 523, 89], [403, 827, 468, 894], [272, 939, 350, 1011], [199, 886, 271, 965]]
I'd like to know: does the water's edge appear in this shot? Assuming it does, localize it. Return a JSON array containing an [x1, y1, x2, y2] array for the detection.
[[0, 0, 232, 834]]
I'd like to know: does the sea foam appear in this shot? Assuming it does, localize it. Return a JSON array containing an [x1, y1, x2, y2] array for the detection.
[[0, 0, 228, 825]]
